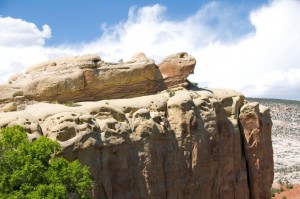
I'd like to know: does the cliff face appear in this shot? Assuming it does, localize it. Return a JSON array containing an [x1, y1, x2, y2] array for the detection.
[[0, 53, 273, 199]]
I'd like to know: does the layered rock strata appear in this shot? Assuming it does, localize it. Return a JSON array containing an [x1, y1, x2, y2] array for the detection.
[[1, 53, 166, 103], [0, 52, 195, 104], [0, 53, 273, 199]]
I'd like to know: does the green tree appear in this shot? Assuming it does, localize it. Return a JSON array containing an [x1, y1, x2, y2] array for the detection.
[[0, 126, 93, 199]]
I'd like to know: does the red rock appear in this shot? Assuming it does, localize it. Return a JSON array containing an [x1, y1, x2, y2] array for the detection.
[[159, 52, 196, 88], [239, 102, 274, 199]]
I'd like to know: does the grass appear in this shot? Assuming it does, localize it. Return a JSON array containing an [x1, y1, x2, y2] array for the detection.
[[270, 187, 282, 197], [63, 101, 81, 107], [271, 178, 294, 197], [166, 89, 175, 97]]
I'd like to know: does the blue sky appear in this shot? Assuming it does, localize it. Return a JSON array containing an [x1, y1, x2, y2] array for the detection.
[[0, 0, 265, 45], [1, 0, 300, 100]]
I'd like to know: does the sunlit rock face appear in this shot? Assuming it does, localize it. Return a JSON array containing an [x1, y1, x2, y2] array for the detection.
[[1, 53, 166, 103], [0, 53, 273, 199], [159, 52, 196, 89]]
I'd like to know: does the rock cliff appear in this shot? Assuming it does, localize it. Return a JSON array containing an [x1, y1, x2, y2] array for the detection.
[[0, 52, 273, 199]]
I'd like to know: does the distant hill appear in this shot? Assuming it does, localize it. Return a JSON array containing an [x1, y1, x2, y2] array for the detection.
[[247, 97, 300, 105]]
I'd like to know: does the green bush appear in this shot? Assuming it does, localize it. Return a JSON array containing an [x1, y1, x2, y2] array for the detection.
[[166, 89, 175, 97], [0, 126, 93, 199], [270, 187, 281, 197], [64, 101, 81, 107]]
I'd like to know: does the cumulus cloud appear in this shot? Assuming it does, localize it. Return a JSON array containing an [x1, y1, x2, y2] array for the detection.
[[0, 17, 51, 46], [80, 2, 246, 61], [0, 0, 300, 100], [191, 0, 300, 100]]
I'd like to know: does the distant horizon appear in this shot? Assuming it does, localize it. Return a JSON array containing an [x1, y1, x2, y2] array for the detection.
[[1, 0, 300, 100], [246, 96, 300, 102]]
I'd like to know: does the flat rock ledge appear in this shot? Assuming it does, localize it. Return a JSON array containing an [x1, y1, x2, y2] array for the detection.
[[0, 52, 195, 104]]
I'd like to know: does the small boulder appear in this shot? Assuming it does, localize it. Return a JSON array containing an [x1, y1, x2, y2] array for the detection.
[[159, 52, 196, 88], [2, 102, 18, 112], [130, 52, 154, 63]]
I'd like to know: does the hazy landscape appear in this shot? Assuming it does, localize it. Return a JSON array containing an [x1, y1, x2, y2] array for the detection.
[[248, 98, 300, 185]]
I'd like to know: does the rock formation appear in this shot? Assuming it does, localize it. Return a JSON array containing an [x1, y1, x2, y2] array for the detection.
[[0, 52, 273, 199], [239, 103, 274, 199], [1, 53, 166, 103], [159, 52, 195, 88]]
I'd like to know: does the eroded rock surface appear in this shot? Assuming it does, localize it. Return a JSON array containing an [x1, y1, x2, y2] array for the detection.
[[0, 53, 273, 199], [159, 52, 196, 88], [1, 54, 166, 103], [239, 102, 274, 199], [0, 88, 273, 199]]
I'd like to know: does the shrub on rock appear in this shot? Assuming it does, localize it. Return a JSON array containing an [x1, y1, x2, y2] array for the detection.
[[0, 126, 93, 199]]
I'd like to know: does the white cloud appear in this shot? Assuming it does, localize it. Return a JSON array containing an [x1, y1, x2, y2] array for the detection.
[[0, 0, 300, 100], [190, 0, 300, 100], [0, 17, 51, 46]]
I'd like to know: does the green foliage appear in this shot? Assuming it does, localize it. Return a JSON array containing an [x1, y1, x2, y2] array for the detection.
[[0, 126, 28, 149], [166, 89, 175, 97], [0, 126, 92, 199], [278, 178, 293, 190], [63, 101, 81, 107], [278, 178, 285, 185], [270, 178, 294, 197], [270, 187, 281, 197]]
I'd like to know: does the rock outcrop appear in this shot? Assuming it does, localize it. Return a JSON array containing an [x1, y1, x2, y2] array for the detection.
[[159, 52, 196, 88], [1, 53, 166, 103], [239, 103, 274, 199], [0, 53, 273, 199]]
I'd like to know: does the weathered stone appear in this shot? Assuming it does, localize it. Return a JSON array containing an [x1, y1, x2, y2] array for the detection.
[[0, 85, 23, 103], [0, 88, 273, 199], [1, 102, 17, 112], [130, 52, 154, 63], [239, 102, 274, 199], [0, 53, 273, 199], [0, 53, 166, 103], [159, 52, 196, 88]]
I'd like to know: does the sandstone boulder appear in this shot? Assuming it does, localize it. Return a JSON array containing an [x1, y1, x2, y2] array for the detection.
[[1, 54, 166, 103], [0, 85, 23, 103], [159, 52, 196, 88], [0, 52, 199, 103], [1, 102, 17, 112]]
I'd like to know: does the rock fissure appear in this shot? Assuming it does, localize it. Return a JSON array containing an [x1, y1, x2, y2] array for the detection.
[[238, 116, 252, 199]]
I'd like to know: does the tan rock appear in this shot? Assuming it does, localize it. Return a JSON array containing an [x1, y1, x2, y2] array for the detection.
[[159, 52, 196, 88], [0, 54, 166, 103], [0, 88, 273, 199], [1, 102, 17, 112], [239, 102, 274, 199], [0, 85, 23, 103], [0, 52, 273, 199], [0, 52, 198, 103], [130, 52, 154, 63], [8, 73, 22, 83]]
